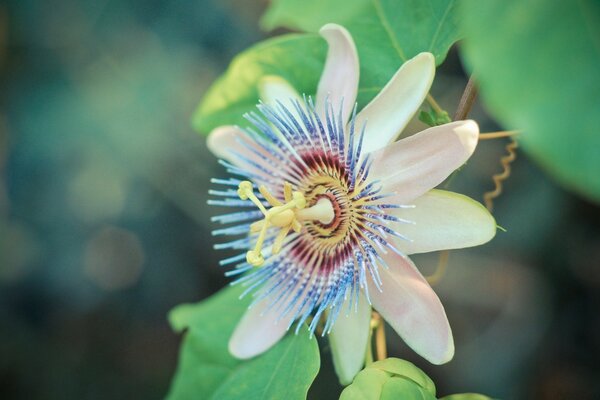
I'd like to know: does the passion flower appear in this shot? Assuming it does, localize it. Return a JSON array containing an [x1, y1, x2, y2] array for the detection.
[[207, 24, 496, 384]]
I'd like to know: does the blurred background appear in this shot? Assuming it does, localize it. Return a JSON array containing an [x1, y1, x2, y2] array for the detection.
[[0, 1, 598, 399]]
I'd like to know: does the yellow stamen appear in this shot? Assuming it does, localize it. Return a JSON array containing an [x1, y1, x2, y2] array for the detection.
[[259, 185, 282, 207], [238, 181, 306, 266], [284, 182, 293, 202], [237, 180, 334, 267], [272, 225, 291, 254], [238, 181, 267, 214]]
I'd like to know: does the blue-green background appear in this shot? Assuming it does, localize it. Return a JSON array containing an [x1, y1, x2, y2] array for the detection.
[[1, 1, 599, 399]]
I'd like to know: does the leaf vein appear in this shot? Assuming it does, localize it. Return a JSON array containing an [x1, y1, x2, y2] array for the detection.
[[371, 0, 407, 62], [428, 0, 455, 53], [261, 336, 297, 397]]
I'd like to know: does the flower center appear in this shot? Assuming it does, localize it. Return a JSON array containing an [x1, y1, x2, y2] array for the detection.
[[298, 176, 350, 245], [236, 180, 335, 266]]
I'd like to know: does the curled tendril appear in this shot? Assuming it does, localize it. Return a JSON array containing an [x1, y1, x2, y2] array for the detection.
[[484, 138, 519, 211]]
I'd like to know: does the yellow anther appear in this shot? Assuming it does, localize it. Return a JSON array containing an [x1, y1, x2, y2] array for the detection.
[[246, 250, 264, 266], [238, 181, 267, 214], [237, 181, 253, 200], [239, 181, 308, 267]]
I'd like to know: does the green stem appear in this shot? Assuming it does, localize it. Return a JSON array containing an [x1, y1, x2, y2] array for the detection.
[[426, 93, 444, 115]]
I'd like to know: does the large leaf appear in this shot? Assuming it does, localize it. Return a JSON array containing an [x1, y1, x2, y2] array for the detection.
[[166, 285, 320, 399], [194, 0, 462, 134], [210, 332, 319, 399], [339, 358, 495, 399], [339, 358, 436, 400], [262, 0, 462, 105], [192, 34, 326, 133], [439, 395, 494, 400], [369, 358, 436, 395], [459, 0, 600, 202]]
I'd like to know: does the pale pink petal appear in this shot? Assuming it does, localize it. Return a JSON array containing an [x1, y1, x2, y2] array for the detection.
[[207, 125, 251, 163], [229, 301, 292, 359], [207, 125, 290, 182], [368, 253, 454, 365], [389, 189, 496, 255], [357, 52, 435, 155], [316, 24, 359, 123], [258, 75, 307, 129], [259, 75, 303, 107], [370, 120, 479, 203], [329, 292, 372, 385]]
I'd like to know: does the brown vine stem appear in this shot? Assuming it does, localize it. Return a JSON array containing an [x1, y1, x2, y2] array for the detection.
[[426, 76, 478, 286], [479, 130, 520, 140], [453, 76, 478, 121]]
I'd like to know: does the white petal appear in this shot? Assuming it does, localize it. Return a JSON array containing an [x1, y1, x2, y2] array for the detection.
[[207, 125, 286, 182], [329, 292, 372, 385], [316, 24, 359, 123], [207, 125, 249, 162], [357, 52, 435, 155], [389, 189, 496, 255], [259, 75, 302, 106], [370, 120, 480, 203], [368, 253, 454, 365], [229, 301, 292, 359]]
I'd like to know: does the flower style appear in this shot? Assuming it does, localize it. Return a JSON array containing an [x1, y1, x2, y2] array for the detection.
[[207, 24, 496, 384]]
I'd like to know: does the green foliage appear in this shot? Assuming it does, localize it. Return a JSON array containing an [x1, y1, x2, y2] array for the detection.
[[261, 0, 461, 64], [339, 358, 495, 400], [193, 0, 461, 135], [262, 0, 462, 106], [419, 107, 452, 127], [340, 358, 437, 400], [369, 358, 436, 395], [439, 395, 494, 400], [460, 0, 600, 202], [166, 285, 320, 400], [192, 34, 326, 133]]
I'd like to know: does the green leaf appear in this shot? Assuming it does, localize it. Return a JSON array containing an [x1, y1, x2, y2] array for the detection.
[[439, 394, 494, 400], [380, 377, 436, 400], [369, 358, 436, 396], [262, 0, 462, 106], [261, 0, 368, 32], [166, 286, 248, 398], [419, 107, 452, 127], [166, 285, 320, 400], [459, 0, 600, 202], [195, 0, 461, 135], [339, 368, 391, 400], [192, 34, 326, 133], [340, 358, 436, 400], [211, 332, 319, 399]]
